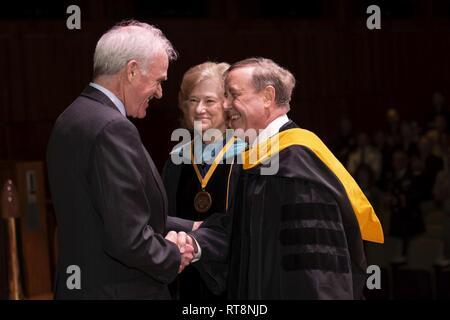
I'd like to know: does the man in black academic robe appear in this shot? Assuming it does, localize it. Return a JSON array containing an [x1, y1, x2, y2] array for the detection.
[[189, 58, 384, 300]]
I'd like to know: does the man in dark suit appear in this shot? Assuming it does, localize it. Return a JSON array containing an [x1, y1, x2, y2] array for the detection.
[[47, 20, 194, 299]]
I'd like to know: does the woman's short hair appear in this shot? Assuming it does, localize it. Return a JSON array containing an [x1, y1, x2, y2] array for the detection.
[[178, 62, 230, 128], [93, 20, 177, 79]]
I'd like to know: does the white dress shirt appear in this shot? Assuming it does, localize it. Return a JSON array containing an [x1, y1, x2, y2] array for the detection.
[[251, 114, 290, 147]]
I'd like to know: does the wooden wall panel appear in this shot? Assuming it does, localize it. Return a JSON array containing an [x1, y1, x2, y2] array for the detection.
[[5, 125, 30, 161], [0, 125, 9, 160], [0, 161, 51, 298], [0, 219, 8, 299], [0, 19, 448, 168], [22, 33, 94, 122], [0, 35, 12, 125], [5, 29, 27, 124], [15, 161, 52, 297]]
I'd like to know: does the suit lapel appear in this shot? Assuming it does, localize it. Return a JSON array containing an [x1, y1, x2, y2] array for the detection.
[[81, 85, 122, 114], [82, 85, 168, 220], [142, 146, 168, 216]]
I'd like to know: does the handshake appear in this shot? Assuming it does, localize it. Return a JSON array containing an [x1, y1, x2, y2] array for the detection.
[[165, 221, 203, 273]]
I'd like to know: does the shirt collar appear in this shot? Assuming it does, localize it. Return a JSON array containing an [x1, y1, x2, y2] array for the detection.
[[251, 114, 290, 147], [170, 135, 247, 165], [89, 82, 126, 117]]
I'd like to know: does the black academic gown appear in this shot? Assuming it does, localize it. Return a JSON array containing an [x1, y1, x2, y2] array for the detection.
[[227, 121, 370, 299], [163, 143, 240, 300]]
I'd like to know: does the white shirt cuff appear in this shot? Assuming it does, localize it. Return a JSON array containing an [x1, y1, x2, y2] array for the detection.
[[191, 236, 202, 263]]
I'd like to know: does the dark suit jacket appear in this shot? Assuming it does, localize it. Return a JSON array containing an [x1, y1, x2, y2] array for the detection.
[[47, 86, 180, 299]]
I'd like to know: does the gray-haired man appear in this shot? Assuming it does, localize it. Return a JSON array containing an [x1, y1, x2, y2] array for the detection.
[[47, 20, 194, 299]]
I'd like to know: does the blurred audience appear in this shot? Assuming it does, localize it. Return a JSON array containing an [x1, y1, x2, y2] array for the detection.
[[347, 132, 382, 180], [334, 92, 449, 268], [331, 116, 357, 166], [386, 149, 426, 263], [426, 91, 449, 130], [433, 136, 450, 267]]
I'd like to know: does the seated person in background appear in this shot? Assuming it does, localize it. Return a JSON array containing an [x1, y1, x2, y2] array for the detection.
[[387, 150, 426, 263], [433, 137, 450, 267]]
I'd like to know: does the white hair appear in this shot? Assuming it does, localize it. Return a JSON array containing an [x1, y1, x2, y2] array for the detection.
[[93, 20, 177, 78]]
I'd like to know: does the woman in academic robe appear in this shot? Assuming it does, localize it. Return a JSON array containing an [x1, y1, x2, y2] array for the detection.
[[162, 62, 246, 300]]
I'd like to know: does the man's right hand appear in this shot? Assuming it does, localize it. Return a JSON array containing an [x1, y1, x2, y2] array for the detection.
[[165, 231, 195, 273]]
